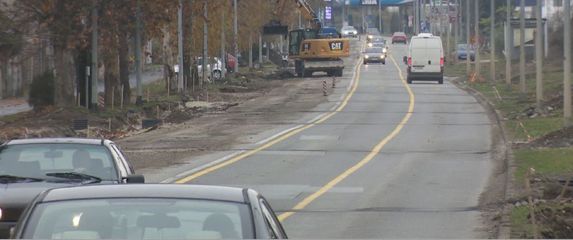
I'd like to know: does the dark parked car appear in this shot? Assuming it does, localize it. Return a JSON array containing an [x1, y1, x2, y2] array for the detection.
[[11, 184, 288, 239], [391, 32, 408, 44], [363, 47, 386, 65], [0, 138, 143, 238]]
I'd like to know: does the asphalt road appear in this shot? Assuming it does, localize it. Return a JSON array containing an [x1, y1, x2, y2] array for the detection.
[[171, 39, 494, 238]]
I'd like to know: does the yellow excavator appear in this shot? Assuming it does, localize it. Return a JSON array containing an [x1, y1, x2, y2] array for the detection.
[[269, 0, 351, 77]]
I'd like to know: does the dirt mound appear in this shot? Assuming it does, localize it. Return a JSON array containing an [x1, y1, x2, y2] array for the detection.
[[525, 126, 573, 148]]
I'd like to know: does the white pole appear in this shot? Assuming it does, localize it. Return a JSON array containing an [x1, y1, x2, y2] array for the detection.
[[490, 0, 496, 82], [506, 0, 512, 85], [177, 0, 185, 92], [233, 0, 239, 73], [564, 0, 572, 126], [519, 0, 526, 93], [466, 0, 471, 77], [535, 0, 543, 109], [475, 0, 480, 81]]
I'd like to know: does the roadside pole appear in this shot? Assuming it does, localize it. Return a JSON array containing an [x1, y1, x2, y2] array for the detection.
[[233, 0, 239, 74], [466, 0, 471, 77], [91, 1, 99, 109], [490, 0, 496, 82], [475, 0, 480, 81], [259, 33, 263, 67], [565, 0, 572, 126], [202, 1, 208, 87], [249, 34, 253, 68], [519, 0, 526, 93], [378, 0, 382, 34], [135, 0, 143, 104], [535, 0, 543, 110], [506, 0, 512, 86], [189, 0, 194, 91], [178, 0, 185, 93], [454, 0, 459, 64], [221, 3, 226, 79]]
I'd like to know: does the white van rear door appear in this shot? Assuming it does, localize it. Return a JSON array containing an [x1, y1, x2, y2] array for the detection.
[[410, 37, 442, 73]]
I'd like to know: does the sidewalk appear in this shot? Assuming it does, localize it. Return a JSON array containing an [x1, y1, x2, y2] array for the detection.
[[0, 98, 31, 117]]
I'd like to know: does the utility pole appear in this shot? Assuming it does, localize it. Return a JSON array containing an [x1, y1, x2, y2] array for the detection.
[[506, 0, 512, 85], [233, 0, 239, 73], [535, 0, 543, 109], [490, 0, 496, 82], [249, 34, 253, 68], [202, 1, 208, 87], [135, 0, 143, 104], [466, 0, 471, 77], [178, 0, 185, 92], [565, 0, 572, 126], [91, 1, 99, 109], [475, 0, 480, 81], [258, 33, 263, 66], [189, 0, 194, 92], [519, 0, 526, 93], [221, 2, 226, 79], [454, 0, 459, 64], [378, 0, 382, 34]]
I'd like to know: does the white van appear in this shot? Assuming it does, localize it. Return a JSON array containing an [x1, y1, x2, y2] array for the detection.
[[403, 34, 444, 84]]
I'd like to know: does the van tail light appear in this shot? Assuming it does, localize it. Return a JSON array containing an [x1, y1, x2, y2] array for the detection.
[[440, 57, 444, 66], [408, 57, 412, 66]]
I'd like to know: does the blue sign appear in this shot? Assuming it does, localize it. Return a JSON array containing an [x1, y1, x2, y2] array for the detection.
[[347, 0, 413, 6], [325, 6, 332, 20]]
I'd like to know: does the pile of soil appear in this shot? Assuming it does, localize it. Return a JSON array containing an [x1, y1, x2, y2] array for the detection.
[[525, 126, 573, 148]]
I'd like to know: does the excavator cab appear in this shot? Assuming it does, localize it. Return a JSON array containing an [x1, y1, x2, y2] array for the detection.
[[288, 28, 317, 56]]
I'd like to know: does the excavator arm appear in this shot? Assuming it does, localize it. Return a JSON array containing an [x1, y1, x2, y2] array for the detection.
[[273, 0, 321, 30]]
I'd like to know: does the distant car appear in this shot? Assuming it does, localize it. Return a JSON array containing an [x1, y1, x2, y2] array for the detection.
[[366, 28, 381, 42], [0, 138, 143, 239], [11, 184, 288, 239], [367, 36, 386, 48], [340, 26, 358, 38], [363, 47, 386, 65], [318, 27, 342, 39], [455, 44, 476, 61], [225, 53, 237, 73], [197, 57, 224, 82], [391, 32, 408, 44]]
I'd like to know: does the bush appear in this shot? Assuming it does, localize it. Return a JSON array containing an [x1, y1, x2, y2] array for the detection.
[[28, 71, 54, 110]]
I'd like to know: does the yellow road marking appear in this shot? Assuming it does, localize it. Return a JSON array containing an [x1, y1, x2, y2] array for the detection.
[[277, 54, 416, 222], [175, 56, 364, 184]]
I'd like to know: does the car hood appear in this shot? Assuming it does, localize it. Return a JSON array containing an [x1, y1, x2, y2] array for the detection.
[[0, 181, 78, 206]]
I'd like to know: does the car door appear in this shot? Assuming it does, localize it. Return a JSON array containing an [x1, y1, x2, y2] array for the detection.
[[259, 198, 287, 239], [425, 37, 443, 73], [410, 38, 428, 73]]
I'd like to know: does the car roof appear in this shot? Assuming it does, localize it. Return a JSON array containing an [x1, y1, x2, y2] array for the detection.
[[5, 138, 109, 146], [39, 184, 249, 203]]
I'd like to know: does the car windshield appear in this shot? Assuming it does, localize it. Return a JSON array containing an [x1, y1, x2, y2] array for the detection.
[[341, 26, 355, 31], [22, 198, 254, 239], [365, 48, 383, 53], [457, 44, 468, 50], [0, 144, 117, 181]]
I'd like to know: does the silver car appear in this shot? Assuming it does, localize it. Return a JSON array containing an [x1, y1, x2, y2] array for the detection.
[[197, 57, 224, 82], [340, 26, 358, 38]]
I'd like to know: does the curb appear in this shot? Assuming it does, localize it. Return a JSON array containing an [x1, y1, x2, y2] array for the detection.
[[449, 77, 513, 239]]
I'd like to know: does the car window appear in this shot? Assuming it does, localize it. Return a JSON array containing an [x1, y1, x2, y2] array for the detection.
[[23, 198, 254, 239], [0, 143, 118, 181]]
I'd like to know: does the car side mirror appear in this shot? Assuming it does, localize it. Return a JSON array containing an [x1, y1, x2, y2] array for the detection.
[[125, 174, 145, 184], [403, 56, 408, 64]]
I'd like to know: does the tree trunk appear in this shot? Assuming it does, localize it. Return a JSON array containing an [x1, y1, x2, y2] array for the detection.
[[103, 49, 119, 107], [53, 46, 76, 107], [0, 60, 7, 99], [118, 31, 131, 104]]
